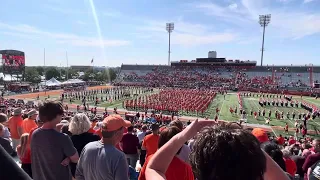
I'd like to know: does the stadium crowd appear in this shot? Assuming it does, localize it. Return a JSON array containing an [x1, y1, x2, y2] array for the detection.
[[0, 97, 320, 180], [117, 66, 320, 96]]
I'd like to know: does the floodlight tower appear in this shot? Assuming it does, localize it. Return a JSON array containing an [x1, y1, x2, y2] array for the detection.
[[166, 22, 174, 66], [259, 14, 271, 66]]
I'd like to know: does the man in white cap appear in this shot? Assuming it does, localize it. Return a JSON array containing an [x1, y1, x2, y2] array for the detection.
[[7, 108, 23, 154]]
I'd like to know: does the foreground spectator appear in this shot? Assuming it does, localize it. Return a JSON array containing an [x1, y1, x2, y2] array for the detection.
[[120, 126, 140, 168], [303, 139, 320, 179], [142, 124, 160, 158], [76, 114, 131, 180], [22, 110, 38, 134], [145, 120, 289, 180], [68, 113, 100, 178], [261, 142, 287, 172], [138, 125, 148, 166], [139, 126, 194, 180], [17, 133, 32, 178], [31, 101, 79, 180], [0, 145, 32, 180], [0, 113, 10, 138], [7, 108, 24, 154], [282, 149, 297, 177], [0, 123, 14, 155], [169, 120, 191, 163]]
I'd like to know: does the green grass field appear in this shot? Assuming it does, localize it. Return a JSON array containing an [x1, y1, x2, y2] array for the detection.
[[34, 90, 320, 137]]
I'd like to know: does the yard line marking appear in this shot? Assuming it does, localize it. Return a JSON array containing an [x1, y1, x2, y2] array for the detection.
[[218, 98, 225, 119], [270, 126, 278, 138], [311, 119, 320, 126]]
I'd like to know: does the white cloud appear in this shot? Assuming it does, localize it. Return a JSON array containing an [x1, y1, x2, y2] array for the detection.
[[0, 22, 130, 47], [76, 20, 86, 25], [303, 0, 316, 3], [136, 19, 237, 46], [193, 0, 320, 39], [228, 3, 238, 10], [102, 11, 122, 18]]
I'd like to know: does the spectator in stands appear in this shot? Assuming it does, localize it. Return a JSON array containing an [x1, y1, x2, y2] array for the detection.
[[7, 108, 23, 155], [291, 145, 307, 178], [76, 114, 131, 180], [169, 120, 191, 163], [137, 125, 148, 143], [137, 125, 148, 167], [0, 145, 32, 180], [142, 124, 160, 158], [31, 101, 79, 180], [68, 113, 100, 178], [282, 149, 297, 177], [17, 133, 32, 178], [120, 126, 140, 168], [261, 142, 287, 172], [0, 113, 10, 139], [0, 123, 14, 155], [251, 128, 269, 144], [139, 126, 194, 180], [22, 109, 38, 133], [302, 139, 320, 179], [146, 120, 289, 180]]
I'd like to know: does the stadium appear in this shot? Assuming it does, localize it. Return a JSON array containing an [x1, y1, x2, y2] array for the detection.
[[1, 1, 320, 179]]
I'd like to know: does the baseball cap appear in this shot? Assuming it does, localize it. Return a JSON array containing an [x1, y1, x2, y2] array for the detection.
[[102, 114, 131, 132], [252, 128, 269, 143]]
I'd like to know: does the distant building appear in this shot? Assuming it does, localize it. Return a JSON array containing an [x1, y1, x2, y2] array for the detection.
[[208, 51, 217, 58]]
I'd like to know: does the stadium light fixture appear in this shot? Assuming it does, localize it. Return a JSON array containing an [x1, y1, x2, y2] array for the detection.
[[259, 14, 271, 67], [166, 22, 174, 66]]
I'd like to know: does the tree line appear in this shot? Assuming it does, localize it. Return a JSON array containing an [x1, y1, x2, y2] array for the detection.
[[23, 66, 118, 84]]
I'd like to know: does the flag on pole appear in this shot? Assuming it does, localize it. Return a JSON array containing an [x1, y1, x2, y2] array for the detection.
[[91, 58, 94, 63]]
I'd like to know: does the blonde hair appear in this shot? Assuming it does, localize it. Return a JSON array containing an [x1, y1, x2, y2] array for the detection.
[[68, 113, 91, 135], [19, 133, 29, 158]]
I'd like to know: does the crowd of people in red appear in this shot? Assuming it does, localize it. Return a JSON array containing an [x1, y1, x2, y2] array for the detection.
[[124, 89, 216, 114]]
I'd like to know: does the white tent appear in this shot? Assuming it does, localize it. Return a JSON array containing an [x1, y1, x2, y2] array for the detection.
[[41, 78, 61, 87], [62, 79, 85, 85]]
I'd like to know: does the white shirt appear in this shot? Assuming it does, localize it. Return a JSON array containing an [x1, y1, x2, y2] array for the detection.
[[177, 144, 191, 163], [137, 131, 146, 143]]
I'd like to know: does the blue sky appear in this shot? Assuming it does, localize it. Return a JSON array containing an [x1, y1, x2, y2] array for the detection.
[[0, 0, 319, 67]]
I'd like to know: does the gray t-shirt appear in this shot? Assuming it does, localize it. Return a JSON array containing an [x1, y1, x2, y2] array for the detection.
[[76, 141, 129, 180], [31, 128, 76, 180]]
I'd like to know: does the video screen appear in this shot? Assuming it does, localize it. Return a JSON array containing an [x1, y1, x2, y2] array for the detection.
[[0, 50, 25, 74]]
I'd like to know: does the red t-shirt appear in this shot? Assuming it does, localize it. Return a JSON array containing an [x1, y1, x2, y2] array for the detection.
[[288, 139, 296, 145], [17, 146, 31, 164], [142, 134, 160, 157], [284, 158, 297, 177], [121, 133, 139, 154], [138, 155, 194, 180], [277, 137, 285, 145]]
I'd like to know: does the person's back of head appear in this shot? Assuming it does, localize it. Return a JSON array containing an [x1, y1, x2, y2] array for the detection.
[[39, 101, 64, 124], [127, 126, 134, 133], [261, 141, 286, 171], [0, 113, 8, 124], [312, 139, 320, 153], [158, 126, 181, 154], [190, 126, 266, 180], [169, 120, 183, 131]]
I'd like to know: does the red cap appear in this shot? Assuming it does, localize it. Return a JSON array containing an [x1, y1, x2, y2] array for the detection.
[[252, 128, 268, 143]]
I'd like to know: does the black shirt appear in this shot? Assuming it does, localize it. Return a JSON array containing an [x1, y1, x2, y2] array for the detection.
[[0, 137, 13, 155], [70, 132, 100, 177]]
